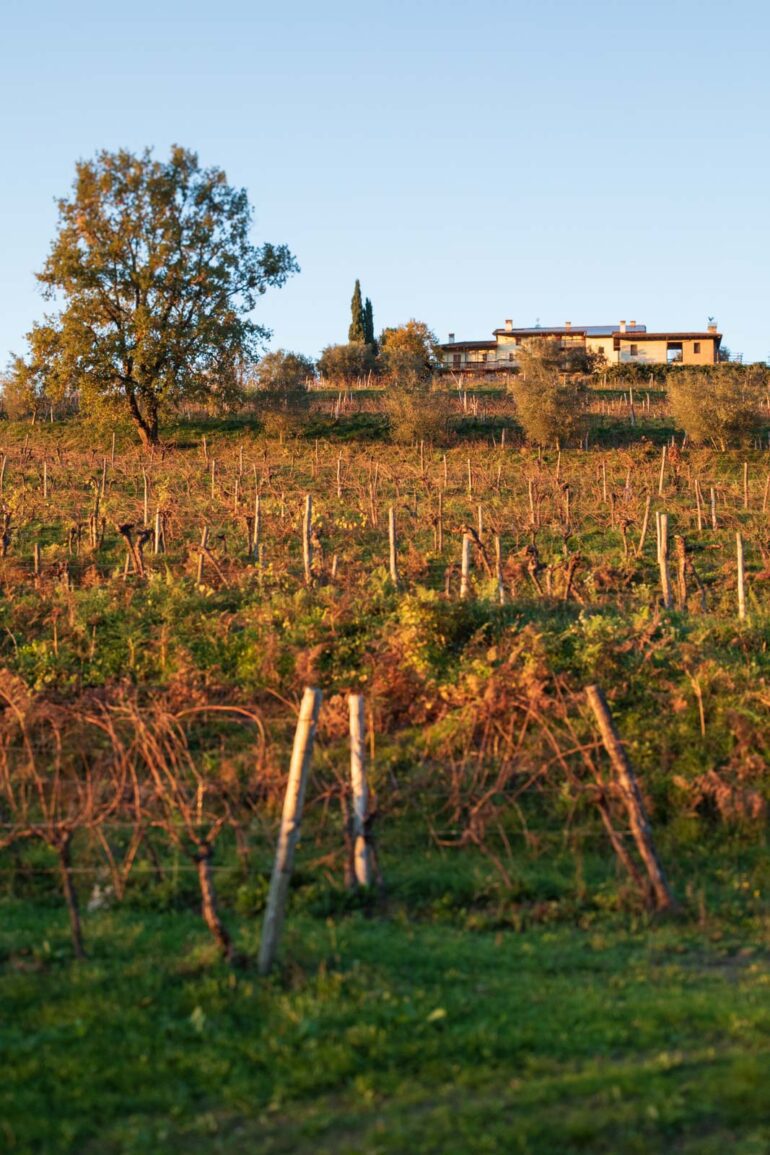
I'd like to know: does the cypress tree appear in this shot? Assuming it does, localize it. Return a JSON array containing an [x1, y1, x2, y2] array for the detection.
[[349, 279, 365, 343], [363, 297, 375, 348]]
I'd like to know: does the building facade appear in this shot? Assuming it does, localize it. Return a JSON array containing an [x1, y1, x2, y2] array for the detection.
[[439, 320, 723, 372]]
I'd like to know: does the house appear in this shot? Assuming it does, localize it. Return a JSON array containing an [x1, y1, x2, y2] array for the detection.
[[438, 319, 723, 372]]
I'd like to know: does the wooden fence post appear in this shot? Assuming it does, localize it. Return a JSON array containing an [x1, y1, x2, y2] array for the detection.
[[658, 445, 666, 497], [388, 505, 399, 589], [585, 684, 676, 912], [348, 693, 372, 887], [196, 526, 209, 585], [657, 513, 673, 608], [252, 492, 261, 562], [636, 494, 651, 557], [737, 532, 746, 621], [460, 532, 472, 599], [258, 687, 322, 975], [495, 534, 505, 605], [303, 494, 313, 585]]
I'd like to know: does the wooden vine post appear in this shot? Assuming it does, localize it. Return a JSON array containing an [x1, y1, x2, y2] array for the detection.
[[460, 532, 472, 599], [657, 512, 673, 609], [586, 684, 676, 912], [348, 693, 372, 888], [388, 505, 399, 589], [258, 687, 322, 976], [302, 494, 313, 585], [737, 532, 746, 621]]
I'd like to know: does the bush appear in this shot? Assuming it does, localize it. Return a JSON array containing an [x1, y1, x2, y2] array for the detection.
[[382, 384, 453, 446], [257, 350, 315, 392], [378, 320, 439, 386], [668, 366, 764, 449], [248, 350, 315, 438], [317, 342, 377, 384]]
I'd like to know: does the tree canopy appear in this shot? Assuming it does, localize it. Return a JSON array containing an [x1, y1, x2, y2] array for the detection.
[[16, 145, 298, 445], [349, 280, 366, 343], [378, 319, 438, 385]]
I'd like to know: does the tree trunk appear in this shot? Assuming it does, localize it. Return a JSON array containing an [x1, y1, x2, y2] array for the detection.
[[195, 844, 234, 963], [57, 835, 85, 960], [125, 384, 159, 447]]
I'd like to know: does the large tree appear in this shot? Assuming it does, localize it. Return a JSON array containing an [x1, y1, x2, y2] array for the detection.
[[378, 319, 439, 385], [348, 279, 365, 343], [20, 145, 298, 445]]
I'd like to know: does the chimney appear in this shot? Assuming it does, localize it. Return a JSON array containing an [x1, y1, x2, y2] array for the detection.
[[630, 319, 636, 328], [504, 319, 513, 331], [619, 319, 627, 333], [448, 332, 455, 343], [564, 320, 571, 331], [708, 323, 718, 334]]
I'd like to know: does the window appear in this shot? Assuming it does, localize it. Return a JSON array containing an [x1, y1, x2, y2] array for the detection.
[[597, 345, 605, 354], [613, 337, 620, 351], [630, 344, 638, 357], [481, 353, 488, 363], [508, 352, 515, 361], [667, 342, 683, 363], [452, 353, 461, 368], [693, 342, 701, 354]]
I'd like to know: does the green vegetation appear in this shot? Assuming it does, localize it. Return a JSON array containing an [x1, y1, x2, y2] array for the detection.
[[4, 846, 770, 1154], [10, 146, 298, 446], [3, 411, 770, 1151]]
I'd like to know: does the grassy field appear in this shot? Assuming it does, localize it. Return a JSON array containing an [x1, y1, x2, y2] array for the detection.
[[3, 405, 770, 1152], [4, 855, 770, 1155]]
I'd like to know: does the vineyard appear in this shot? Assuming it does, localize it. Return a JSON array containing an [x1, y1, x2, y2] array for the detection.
[[4, 391, 770, 1154]]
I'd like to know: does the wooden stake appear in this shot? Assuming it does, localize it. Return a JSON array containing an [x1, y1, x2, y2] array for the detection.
[[258, 687, 322, 975], [636, 494, 651, 557], [252, 492, 261, 560], [737, 532, 746, 621], [348, 693, 372, 888], [495, 534, 504, 605], [657, 513, 673, 609], [460, 532, 472, 599], [586, 684, 676, 912], [196, 526, 209, 584], [388, 505, 399, 589], [303, 494, 313, 585], [658, 445, 666, 497]]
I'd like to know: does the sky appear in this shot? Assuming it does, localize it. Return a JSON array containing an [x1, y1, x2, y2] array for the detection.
[[1, 0, 768, 364]]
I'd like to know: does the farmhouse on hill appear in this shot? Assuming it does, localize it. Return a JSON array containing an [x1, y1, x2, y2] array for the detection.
[[438, 319, 723, 373]]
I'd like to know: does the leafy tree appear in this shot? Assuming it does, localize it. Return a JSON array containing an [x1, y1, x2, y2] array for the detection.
[[317, 342, 377, 383], [512, 338, 589, 448], [18, 145, 298, 446], [668, 366, 764, 449], [378, 319, 438, 385], [256, 350, 315, 392], [349, 279, 366, 343], [517, 335, 597, 380], [253, 349, 314, 437], [382, 386, 453, 446]]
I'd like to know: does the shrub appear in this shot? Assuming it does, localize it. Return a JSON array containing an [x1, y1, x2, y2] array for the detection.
[[249, 350, 315, 438], [668, 366, 764, 449], [378, 320, 439, 386], [382, 384, 453, 445], [317, 342, 377, 384], [511, 339, 589, 448], [256, 349, 315, 392]]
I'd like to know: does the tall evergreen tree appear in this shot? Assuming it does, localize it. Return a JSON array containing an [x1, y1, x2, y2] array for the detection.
[[363, 297, 376, 348], [348, 279, 366, 343]]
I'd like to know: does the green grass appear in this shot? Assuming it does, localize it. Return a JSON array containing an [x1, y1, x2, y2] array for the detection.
[[4, 876, 770, 1155]]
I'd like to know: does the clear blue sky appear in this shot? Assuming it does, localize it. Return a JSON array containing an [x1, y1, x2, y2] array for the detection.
[[1, 0, 768, 363]]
